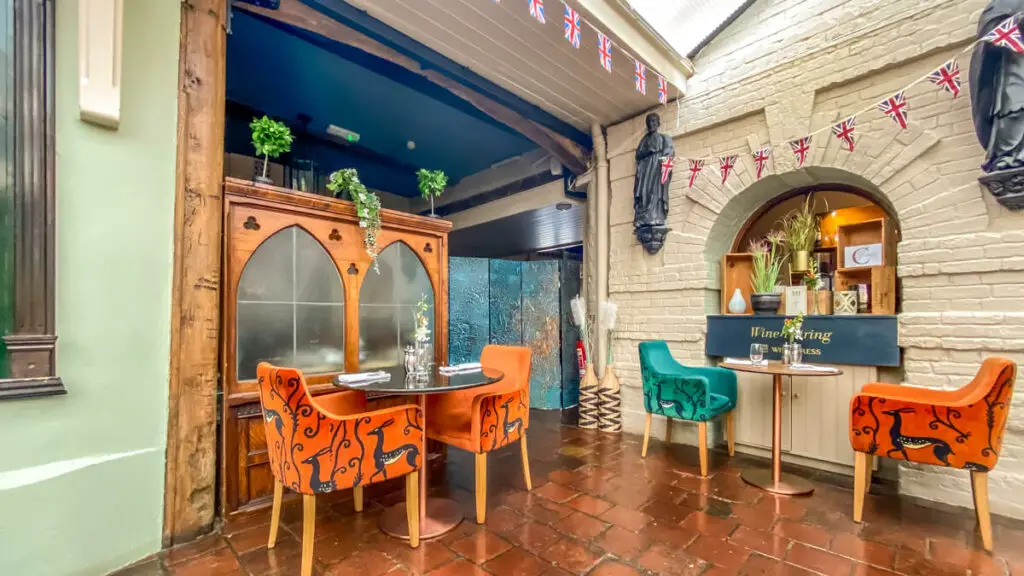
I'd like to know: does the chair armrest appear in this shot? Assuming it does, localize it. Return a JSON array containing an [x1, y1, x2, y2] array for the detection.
[[472, 387, 529, 453], [696, 366, 738, 402], [858, 382, 963, 406]]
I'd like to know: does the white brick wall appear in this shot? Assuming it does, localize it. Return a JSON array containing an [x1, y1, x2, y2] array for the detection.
[[595, 0, 1024, 519]]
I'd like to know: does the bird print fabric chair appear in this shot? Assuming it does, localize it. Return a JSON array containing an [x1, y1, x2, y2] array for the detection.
[[426, 345, 532, 524], [638, 341, 738, 476], [848, 357, 1016, 552], [257, 363, 424, 576]]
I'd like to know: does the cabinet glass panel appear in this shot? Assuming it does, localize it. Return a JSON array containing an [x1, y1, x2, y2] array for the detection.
[[359, 242, 434, 368], [236, 226, 344, 380]]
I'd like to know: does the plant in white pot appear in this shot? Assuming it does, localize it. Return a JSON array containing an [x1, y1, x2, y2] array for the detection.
[[417, 169, 448, 217], [249, 115, 293, 185], [749, 232, 787, 315]]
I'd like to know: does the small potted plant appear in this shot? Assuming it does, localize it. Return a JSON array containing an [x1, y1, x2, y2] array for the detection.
[[748, 232, 786, 315], [781, 194, 817, 273], [417, 169, 448, 217], [781, 313, 804, 365], [327, 168, 382, 273], [250, 115, 293, 185], [803, 259, 822, 314]]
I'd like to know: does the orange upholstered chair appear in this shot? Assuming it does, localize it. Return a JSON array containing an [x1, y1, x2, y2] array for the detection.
[[427, 345, 532, 524], [257, 363, 424, 576], [849, 357, 1016, 552]]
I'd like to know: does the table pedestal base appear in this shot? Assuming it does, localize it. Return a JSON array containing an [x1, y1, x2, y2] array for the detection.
[[379, 497, 464, 540], [741, 468, 815, 495]]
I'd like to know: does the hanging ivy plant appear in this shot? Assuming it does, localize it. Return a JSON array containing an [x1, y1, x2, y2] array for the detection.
[[327, 168, 382, 273]]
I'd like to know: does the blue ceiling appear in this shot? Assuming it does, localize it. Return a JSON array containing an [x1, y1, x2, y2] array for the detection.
[[226, 9, 539, 197]]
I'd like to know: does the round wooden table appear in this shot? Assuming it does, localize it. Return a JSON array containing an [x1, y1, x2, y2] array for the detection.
[[719, 360, 842, 496], [334, 365, 503, 540]]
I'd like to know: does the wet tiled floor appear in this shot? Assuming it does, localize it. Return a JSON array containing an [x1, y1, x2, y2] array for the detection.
[[117, 411, 1024, 575]]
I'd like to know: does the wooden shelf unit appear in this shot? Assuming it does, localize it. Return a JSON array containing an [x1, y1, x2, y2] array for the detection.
[[721, 253, 754, 315], [834, 217, 897, 314]]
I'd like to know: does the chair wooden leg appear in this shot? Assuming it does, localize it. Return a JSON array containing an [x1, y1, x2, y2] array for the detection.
[[353, 485, 364, 513], [475, 452, 487, 524], [520, 434, 533, 491], [641, 413, 652, 458], [301, 494, 316, 576], [698, 421, 708, 477], [726, 412, 735, 457], [406, 472, 420, 548], [972, 471, 993, 553], [864, 454, 874, 490], [853, 452, 868, 523], [267, 479, 283, 549]]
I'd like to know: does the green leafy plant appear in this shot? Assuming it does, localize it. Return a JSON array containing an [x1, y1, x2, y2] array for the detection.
[[250, 116, 293, 181], [782, 313, 804, 344], [803, 259, 821, 289], [748, 232, 787, 294], [416, 169, 448, 216], [780, 194, 818, 254], [410, 294, 431, 344], [327, 168, 382, 273]]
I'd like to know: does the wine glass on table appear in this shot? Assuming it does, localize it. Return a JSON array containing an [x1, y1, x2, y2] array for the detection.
[[750, 343, 765, 365]]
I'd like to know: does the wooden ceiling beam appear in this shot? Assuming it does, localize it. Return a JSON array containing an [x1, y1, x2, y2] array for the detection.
[[234, 0, 590, 174]]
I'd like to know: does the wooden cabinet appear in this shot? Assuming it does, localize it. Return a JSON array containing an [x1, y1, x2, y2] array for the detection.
[[220, 178, 451, 515]]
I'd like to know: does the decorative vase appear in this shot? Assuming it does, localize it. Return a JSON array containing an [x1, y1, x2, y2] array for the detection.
[[598, 365, 622, 433], [783, 343, 802, 365], [834, 290, 858, 315], [750, 293, 782, 315], [727, 288, 747, 314], [578, 363, 600, 429], [413, 339, 431, 376], [792, 250, 810, 273]]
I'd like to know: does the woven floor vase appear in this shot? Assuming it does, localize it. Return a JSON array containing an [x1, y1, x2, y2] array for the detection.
[[598, 365, 622, 433], [578, 363, 600, 430]]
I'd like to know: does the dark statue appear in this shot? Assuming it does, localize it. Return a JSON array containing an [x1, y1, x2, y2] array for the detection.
[[633, 113, 675, 253], [971, 0, 1024, 209]]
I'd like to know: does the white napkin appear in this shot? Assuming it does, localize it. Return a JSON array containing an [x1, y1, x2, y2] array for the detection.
[[336, 371, 390, 386], [723, 358, 753, 365], [790, 363, 837, 372], [439, 362, 482, 374]]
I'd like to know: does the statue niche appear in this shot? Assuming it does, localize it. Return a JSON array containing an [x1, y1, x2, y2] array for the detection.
[[971, 0, 1024, 209], [633, 113, 675, 253]]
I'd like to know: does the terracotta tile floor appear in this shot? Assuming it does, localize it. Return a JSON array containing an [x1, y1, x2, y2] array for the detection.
[[117, 411, 1024, 575]]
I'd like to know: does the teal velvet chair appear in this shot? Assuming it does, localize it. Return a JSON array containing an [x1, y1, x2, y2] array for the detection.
[[638, 341, 738, 476]]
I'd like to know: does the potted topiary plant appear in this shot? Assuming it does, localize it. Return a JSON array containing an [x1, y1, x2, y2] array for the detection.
[[780, 194, 817, 273], [327, 168, 382, 273], [417, 169, 448, 217], [749, 232, 787, 315], [250, 115, 293, 185]]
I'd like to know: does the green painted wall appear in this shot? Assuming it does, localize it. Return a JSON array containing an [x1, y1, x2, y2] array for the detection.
[[0, 1, 179, 574]]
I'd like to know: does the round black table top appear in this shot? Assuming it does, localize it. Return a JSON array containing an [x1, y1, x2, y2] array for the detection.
[[333, 365, 504, 395]]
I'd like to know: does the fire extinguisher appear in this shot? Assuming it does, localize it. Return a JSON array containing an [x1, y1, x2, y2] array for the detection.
[[575, 339, 587, 379]]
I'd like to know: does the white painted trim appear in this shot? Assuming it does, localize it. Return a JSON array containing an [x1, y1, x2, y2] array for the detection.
[[446, 179, 571, 230], [0, 448, 158, 490], [78, 0, 123, 129]]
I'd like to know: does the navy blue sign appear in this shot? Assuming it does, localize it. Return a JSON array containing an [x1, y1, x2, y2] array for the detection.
[[705, 315, 900, 367]]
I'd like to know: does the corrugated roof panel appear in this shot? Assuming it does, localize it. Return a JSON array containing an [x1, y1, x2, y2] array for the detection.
[[626, 0, 750, 58]]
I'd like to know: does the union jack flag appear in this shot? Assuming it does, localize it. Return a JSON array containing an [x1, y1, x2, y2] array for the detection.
[[719, 156, 737, 184], [753, 146, 770, 180], [983, 16, 1024, 53], [928, 60, 961, 98], [634, 60, 647, 95], [598, 32, 612, 72], [564, 5, 581, 48], [878, 91, 909, 130], [790, 136, 812, 168], [528, 0, 545, 24], [657, 75, 668, 104], [687, 159, 704, 188], [831, 116, 857, 152], [660, 156, 674, 184]]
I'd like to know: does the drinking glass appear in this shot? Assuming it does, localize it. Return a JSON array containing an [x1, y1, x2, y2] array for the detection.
[[749, 343, 764, 365]]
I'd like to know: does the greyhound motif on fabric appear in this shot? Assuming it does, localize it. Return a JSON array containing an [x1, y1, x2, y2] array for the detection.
[[501, 397, 523, 444], [367, 418, 420, 483], [884, 407, 954, 465], [303, 447, 334, 493]]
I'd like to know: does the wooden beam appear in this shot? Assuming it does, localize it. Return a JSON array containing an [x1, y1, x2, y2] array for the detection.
[[163, 0, 227, 547], [236, 0, 590, 174]]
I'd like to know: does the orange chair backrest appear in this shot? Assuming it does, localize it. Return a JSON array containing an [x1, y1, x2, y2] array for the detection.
[[479, 345, 532, 451], [256, 363, 422, 495], [971, 357, 1017, 462]]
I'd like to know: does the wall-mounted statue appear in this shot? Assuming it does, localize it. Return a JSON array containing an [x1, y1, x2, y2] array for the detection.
[[971, 0, 1024, 209], [633, 113, 675, 253]]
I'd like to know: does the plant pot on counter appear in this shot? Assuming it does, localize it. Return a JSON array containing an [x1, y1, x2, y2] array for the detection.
[[792, 250, 810, 273], [750, 293, 782, 315]]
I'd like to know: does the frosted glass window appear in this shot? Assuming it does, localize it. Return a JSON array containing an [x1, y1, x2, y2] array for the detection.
[[236, 226, 344, 380], [359, 242, 434, 368]]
